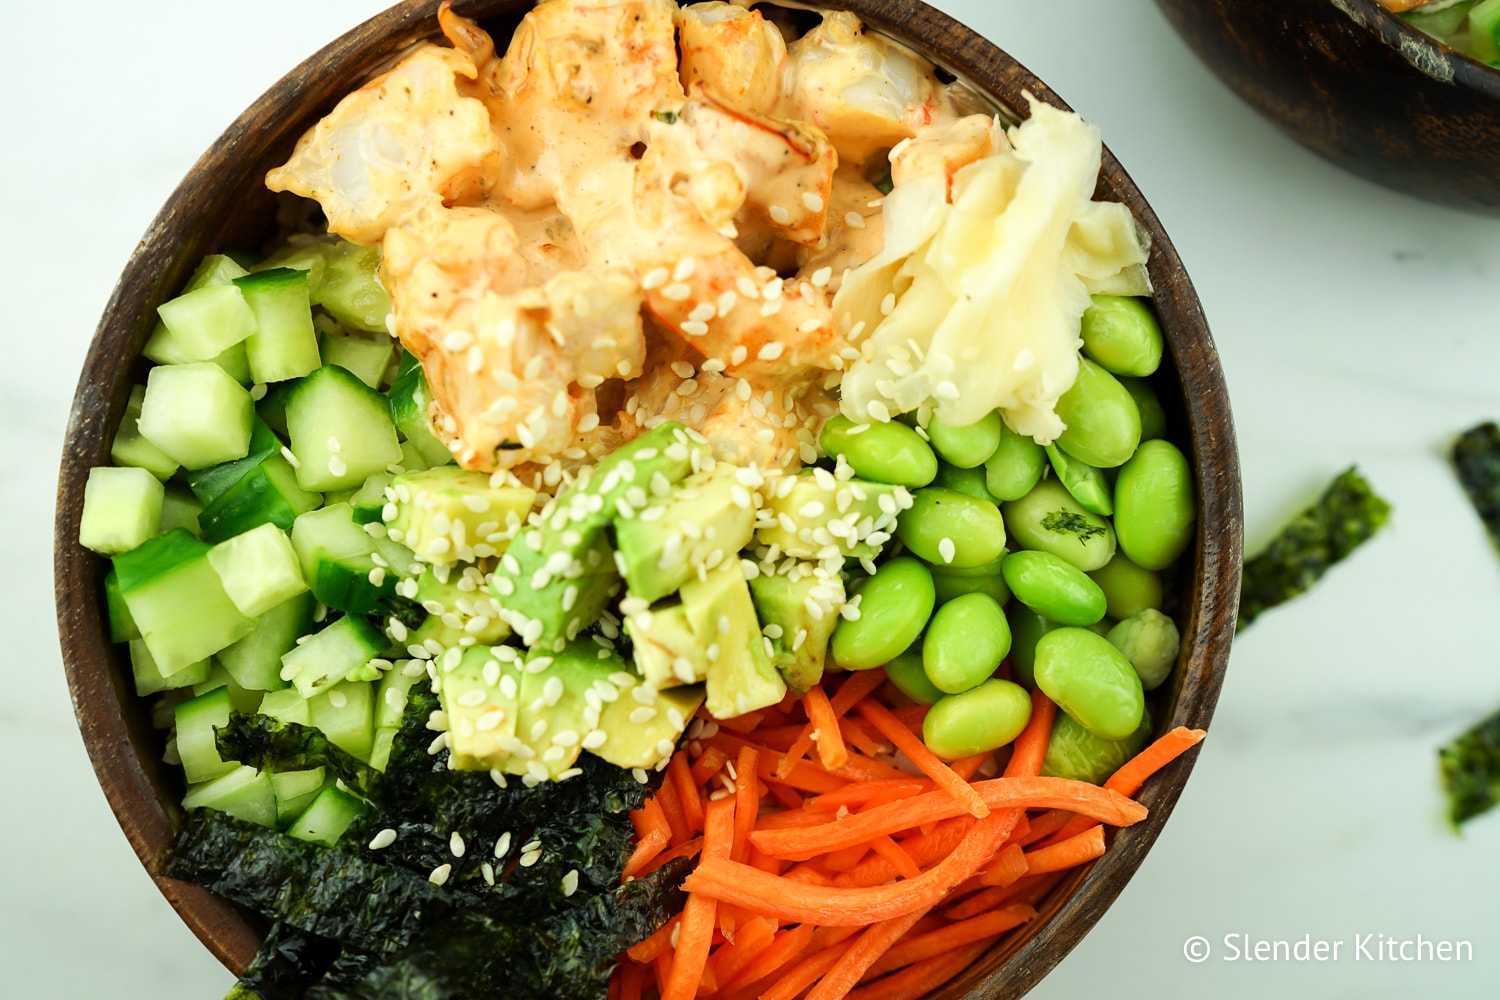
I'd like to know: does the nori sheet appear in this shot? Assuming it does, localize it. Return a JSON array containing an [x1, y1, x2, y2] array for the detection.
[[1440, 708, 1500, 828], [1451, 421, 1500, 551]]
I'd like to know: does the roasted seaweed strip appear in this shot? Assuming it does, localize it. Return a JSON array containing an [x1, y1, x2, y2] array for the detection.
[[1237, 466, 1391, 628], [1452, 421, 1500, 551], [1440, 707, 1500, 827], [225, 922, 343, 1000]]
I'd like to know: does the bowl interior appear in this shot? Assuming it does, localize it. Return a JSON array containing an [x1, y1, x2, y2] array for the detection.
[[54, 1, 1241, 996]]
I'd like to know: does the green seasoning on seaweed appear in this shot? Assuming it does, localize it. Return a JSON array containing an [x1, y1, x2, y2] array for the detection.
[[1451, 421, 1500, 551], [1439, 708, 1500, 828], [1237, 467, 1391, 629]]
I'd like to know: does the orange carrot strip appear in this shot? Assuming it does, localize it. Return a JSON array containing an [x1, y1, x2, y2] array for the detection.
[[761, 941, 855, 1000], [1023, 824, 1106, 875], [998, 871, 1066, 907], [822, 842, 873, 872], [1004, 689, 1057, 779], [1013, 809, 1072, 846], [832, 753, 912, 784], [1107, 726, 1207, 797], [627, 914, 681, 963], [833, 817, 975, 888], [1006, 813, 1032, 844], [633, 797, 671, 843], [713, 711, 765, 734], [776, 726, 818, 780], [804, 686, 850, 772], [844, 938, 994, 1000], [623, 827, 671, 880], [867, 835, 921, 880], [717, 922, 817, 995], [764, 779, 807, 810], [864, 905, 1035, 980], [758, 808, 838, 830], [784, 863, 836, 886], [839, 716, 884, 758], [888, 704, 929, 733], [828, 668, 889, 715], [747, 844, 784, 875], [942, 886, 1013, 921], [806, 906, 932, 1000], [638, 835, 703, 877], [686, 810, 1017, 926], [690, 745, 730, 786], [855, 700, 989, 818], [707, 915, 778, 990], [732, 745, 760, 864], [669, 752, 705, 835], [655, 776, 691, 846], [662, 797, 736, 1000], [652, 951, 673, 999], [949, 752, 992, 781], [615, 958, 647, 1000], [977, 841, 1028, 888], [806, 780, 931, 814], [751, 776, 1147, 861]]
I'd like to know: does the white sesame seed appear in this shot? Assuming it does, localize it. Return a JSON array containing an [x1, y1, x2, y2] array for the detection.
[[368, 828, 398, 850], [481, 861, 496, 885], [519, 849, 543, 868], [562, 869, 580, 896], [494, 832, 512, 858], [673, 257, 698, 281], [327, 455, 347, 478], [429, 863, 453, 886], [757, 342, 785, 361], [768, 204, 792, 225], [730, 345, 749, 366], [662, 283, 693, 301], [680, 320, 708, 337], [450, 831, 467, 857], [938, 537, 956, 564], [801, 191, 825, 212], [642, 267, 669, 290], [810, 267, 833, 287], [844, 211, 867, 230], [799, 317, 823, 334]]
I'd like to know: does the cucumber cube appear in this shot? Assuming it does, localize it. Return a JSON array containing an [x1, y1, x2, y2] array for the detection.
[[259, 687, 312, 726], [271, 767, 329, 828], [290, 503, 400, 614], [175, 686, 237, 783], [185, 419, 282, 505], [313, 239, 391, 333], [279, 615, 385, 697], [182, 765, 278, 829], [160, 485, 204, 537], [388, 362, 454, 467], [184, 253, 251, 291], [318, 331, 394, 390], [199, 452, 322, 544], [128, 638, 208, 696], [1473, 0, 1500, 61], [308, 679, 375, 760], [114, 529, 257, 674], [138, 363, 255, 470], [80, 466, 164, 555], [110, 385, 179, 480], [286, 784, 366, 846], [104, 570, 140, 642], [285, 365, 402, 491], [235, 268, 321, 384], [191, 662, 264, 715], [207, 522, 308, 617], [218, 591, 315, 691], [157, 284, 259, 362]]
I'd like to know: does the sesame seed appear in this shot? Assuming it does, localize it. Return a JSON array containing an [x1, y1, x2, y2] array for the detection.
[[798, 318, 822, 334], [680, 320, 708, 337], [662, 283, 693, 301], [938, 537, 956, 563], [736, 276, 760, 299], [810, 267, 833, 287], [450, 831, 467, 857], [757, 342, 786, 361], [642, 267, 669, 290], [519, 849, 543, 868], [368, 828, 398, 850], [327, 690, 348, 709], [880, 293, 896, 316], [429, 864, 453, 886], [730, 345, 749, 366], [481, 862, 496, 885], [844, 211, 867, 229], [444, 330, 474, 351], [495, 832, 513, 858], [562, 869, 580, 896], [768, 204, 792, 225], [673, 257, 697, 281], [867, 400, 891, 422], [327, 455, 347, 478], [801, 191, 825, 212]]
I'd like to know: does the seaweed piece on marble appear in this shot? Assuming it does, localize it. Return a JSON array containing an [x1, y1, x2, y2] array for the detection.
[[1440, 707, 1500, 827], [1451, 421, 1500, 551]]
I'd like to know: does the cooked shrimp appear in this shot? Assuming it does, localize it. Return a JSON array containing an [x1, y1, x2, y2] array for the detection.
[[677, 2, 788, 115]]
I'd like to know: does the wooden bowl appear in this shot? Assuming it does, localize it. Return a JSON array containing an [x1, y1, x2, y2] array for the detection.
[[1155, 0, 1500, 213], [54, 1, 1242, 996]]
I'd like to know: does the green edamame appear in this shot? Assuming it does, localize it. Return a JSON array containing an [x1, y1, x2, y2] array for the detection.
[[884, 644, 945, 705], [1002, 480, 1116, 572], [922, 678, 1032, 760], [1107, 609, 1180, 691], [1113, 439, 1195, 571], [1041, 706, 1152, 785], [1086, 552, 1163, 620], [1032, 627, 1145, 740], [1080, 295, 1163, 378], [927, 411, 1003, 469], [932, 571, 1010, 607], [819, 414, 938, 488], [1005, 604, 1060, 688], [1045, 444, 1113, 516], [830, 557, 935, 670], [895, 488, 1006, 569], [1119, 377, 1167, 442], [984, 424, 1046, 502], [922, 593, 1012, 694], [1055, 358, 1141, 469], [1001, 550, 1107, 626], [933, 463, 1001, 505]]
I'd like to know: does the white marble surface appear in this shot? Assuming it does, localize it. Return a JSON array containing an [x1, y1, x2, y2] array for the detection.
[[6, 1, 1500, 996]]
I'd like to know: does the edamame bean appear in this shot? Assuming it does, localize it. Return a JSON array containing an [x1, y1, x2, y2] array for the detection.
[[819, 414, 938, 487], [1001, 550, 1107, 626], [895, 488, 1006, 569], [1006, 604, 1060, 688], [933, 462, 1001, 504], [1002, 480, 1116, 572], [922, 679, 1032, 760], [1086, 552, 1163, 620], [1119, 377, 1167, 442], [1055, 358, 1141, 469], [984, 424, 1047, 502], [1113, 439, 1195, 571], [1045, 444, 1113, 516], [1080, 295, 1163, 378], [1032, 627, 1145, 740], [932, 571, 1010, 607], [922, 593, 1012, 693], [1041, 706, 1153, 784], [1107, 609, 1180, 691], [830, 557, 935, 670], [884, 644, 944, 705], [927, 411, 1003, 469]]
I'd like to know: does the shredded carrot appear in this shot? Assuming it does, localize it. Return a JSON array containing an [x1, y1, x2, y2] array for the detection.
[[652, 951, 673, 999], [655, 776, 691, 846], [669, 752, 705, 835], [833, 817, 975, 889], [615, 958, 647, 1000], [716, 922, 816, 995], [763, 779, 805, 811], [760, 940, 855, 1000], [977, 841, 1028, 888], [637, 835, 702, 878], [731, 745, 759, 863], [802, 685, 850, 771], [1013, 809, 1073, 846], [1004, 689, 1057, 779], [828, 668, 889, 715], [867, 835, 921, 880], [627, 914, 680, 963], [747, 844, 784, 875], [713, 711, 765, 734], [707, 914, 778, 989], [1023, 824, 1106, 875], [777, 727, 818, 780], [622, 827, 670, 880], [1050, 726, 1207, 842], [839, 716, 884, 758], [949, 752, 992, 781], [844, 938, 995, 1000], [806, 780, 930, 814], [633, 797, 671, 843], [942, 886, 1015, 921], [806, 906, 933, 1000], [822, 842, 873, 872], [661, 797, 735, 1000], [864, 905, 1035, 980], [854, 699, 990, 818], [690, 745, 730, 786]]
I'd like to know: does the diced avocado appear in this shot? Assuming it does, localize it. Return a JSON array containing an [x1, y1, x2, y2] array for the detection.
[[625, 602, 705, 689], [492, 422, 706, 652], [756, 473, 908, 560], [592, 681, 704, 770], [748, 563, 845, 693], [682, 561, 786, 719], [505, 642, 627, 781], [440, 645, 524, 771], [615, 463, 757, 602], [384, 466, 534, 564]]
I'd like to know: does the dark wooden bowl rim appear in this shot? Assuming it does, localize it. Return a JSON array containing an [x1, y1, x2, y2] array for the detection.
[[54, 2, 1242, 997]]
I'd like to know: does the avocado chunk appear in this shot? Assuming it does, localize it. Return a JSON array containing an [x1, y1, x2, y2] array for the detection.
[[748, 563, 845, 693], [384, 466, 534, 564], [615, 463, 757, 602], [681, 561, 787, 719], [625, 602, 706, 690], [592, 681, 705, 770], [756, 473, 910, 561], [491, 422, 706, 651], [501, 641, 633, 783], [439, 645, 524, 771], [402, 563, 510, 648]]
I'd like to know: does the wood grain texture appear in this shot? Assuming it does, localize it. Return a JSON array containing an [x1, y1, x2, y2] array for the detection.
[[53, 1, 1241, 995], [1156, 0, 1500, 213]]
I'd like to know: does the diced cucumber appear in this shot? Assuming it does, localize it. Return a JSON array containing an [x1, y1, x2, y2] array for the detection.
[[235, 268, 321, 383], [398, 439, 439, 474], [138, 362, 254, 470], [375, 664, 423, 730], [104, 570, 140, 642], [308, 679, 376, 760], [280, 615, 385, 697], [185, 253, 251, 291], [290, 503, 399, 614], [351, 472, 395, 524], [218, 591, 315, 691], [175, 686, 237, 783], [156, 283, 258, 362], [128, 638, 209, 696], [191, 662, 264, 715], [184, 418, 281, 504], [214, 342, 254, 386], [110, 385, 179, 480], [285, 365, 402, 491], [368, 727, 398, 772], [79, 466, 163, 555], [114, 529, 257, 674], [1472, 0, 1500, 60], [160, 485, 204, 537], [254, 241, 328, 296], [257, 379, 296, 436], [259, 687, 311, 726], [271, 768, 329, 828], [386, 467, 533, 564], [207, 522, 308, 617], [318, 331, 394, 390], [286, 784, 366, 846], [199, 452, 322, 544], [388, 362, 454, 467], [313, 240, 391, 333], [182, 765, 278, 829]]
